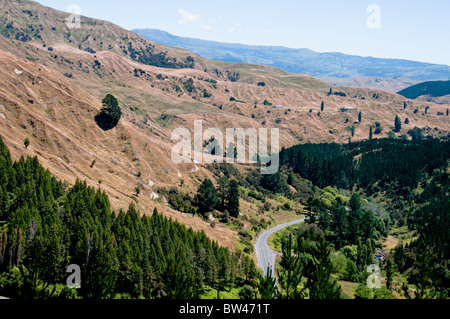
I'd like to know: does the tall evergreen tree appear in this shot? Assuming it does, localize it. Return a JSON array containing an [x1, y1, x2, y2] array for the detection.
[[196, 179, 219, 216], [306, 237, 342, 299], [394, 115, 402, 132], [227, 180, 240, 218], [386, 256, 394, 290], [277, 234, 306, 299]]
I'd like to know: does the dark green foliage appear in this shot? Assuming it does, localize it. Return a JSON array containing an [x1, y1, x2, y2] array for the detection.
[[196, 179, 219, 216], [321, 101, 324, 112], [95, 94, 122, 131], [257, 267, 278, 299], [203, 89, 212, 98], [305, 237, 342, 299], [24, 138, 30, 149], [358, 111, 362, 123], [398, 80, 450, 99], [407, 127, 424, 140], [227, 180, 240, 218], [239, 285, 255, 299], [394, 115, 402, 132], [374, 122, 382, 135], [182, 78, 196, 93], [280, 139, 450, 192], [277, 231, 341, 299], [261, 171, 287, 194], [277, 234, 306, 299], [0, 137, 255, 299], [257, 82, 266, 87], [386, 257, 394, 290], [263, 100, 272, 106], [126, 42, 194, 69]]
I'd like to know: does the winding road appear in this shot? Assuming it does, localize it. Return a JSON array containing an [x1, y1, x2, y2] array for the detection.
[[255, 217, 306, 278]]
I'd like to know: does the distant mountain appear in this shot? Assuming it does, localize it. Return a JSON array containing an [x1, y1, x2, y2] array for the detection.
[[134, 29, 450, 83], [398, 80, 450, 99]]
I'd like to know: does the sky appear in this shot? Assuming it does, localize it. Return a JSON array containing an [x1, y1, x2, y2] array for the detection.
[[36, 0, 450, 66]]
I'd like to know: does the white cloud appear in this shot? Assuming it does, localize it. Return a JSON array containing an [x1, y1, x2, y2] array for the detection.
[[201, 25, 212, 30], [228, 23, 241, 33], [178, 9, 200, 24]]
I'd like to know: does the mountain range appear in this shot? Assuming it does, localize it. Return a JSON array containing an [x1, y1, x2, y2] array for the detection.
[[134, 29, 450, 91]]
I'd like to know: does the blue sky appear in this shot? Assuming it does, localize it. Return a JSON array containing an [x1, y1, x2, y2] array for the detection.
[[37, 0, 450, 66]]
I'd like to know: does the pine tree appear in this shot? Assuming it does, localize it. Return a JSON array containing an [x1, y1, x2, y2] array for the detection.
[[227, 180, 240, 218], [358, 112, 362, 123], [196, 179, 219, 216], [217, 177, 229, 211], [394, 115, 402, 132], [321, 101, 324, 112], [277, 234, 306, 299], [306, 237, 342, 299], [369, 126, 373, 140], [349, 193, 361, 211], [404, 241, 437, 299], [258, 267, 278, 299], [95, 94, 122, 130], [386, 256, 394, 290]]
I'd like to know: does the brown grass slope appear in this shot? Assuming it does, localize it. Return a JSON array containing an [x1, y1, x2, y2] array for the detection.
[[0, 0, 449, 248]]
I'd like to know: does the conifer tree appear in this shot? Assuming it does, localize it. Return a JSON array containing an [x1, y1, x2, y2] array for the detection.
[[258, 267, 278, 299], [277, 234, 306, 299], [394, 115, 402, 132], [386, 256, 394, 290], [196, 179, 219, 216], [227, 180, 240, 218], [306, 237, 342, 299]]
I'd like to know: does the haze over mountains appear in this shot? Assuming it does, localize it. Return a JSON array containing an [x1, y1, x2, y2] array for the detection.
[[134, 29, 450, 92]]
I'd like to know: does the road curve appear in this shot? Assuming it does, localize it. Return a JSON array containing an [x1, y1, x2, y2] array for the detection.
[[255, 217, 306, 278]]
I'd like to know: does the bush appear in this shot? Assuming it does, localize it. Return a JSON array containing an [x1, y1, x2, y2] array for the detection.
[[355, 283, 373, 299], [239, 285, 256, 299]]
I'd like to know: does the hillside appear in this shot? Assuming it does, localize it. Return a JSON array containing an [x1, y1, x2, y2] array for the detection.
[[0, 0, 449, 302], [0, 0, 449, 251], [134, 28, 450, 83], [398, 80, 450, 100]]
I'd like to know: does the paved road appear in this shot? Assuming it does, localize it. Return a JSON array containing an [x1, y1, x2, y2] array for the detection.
[[255, 218, 306, 278]]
